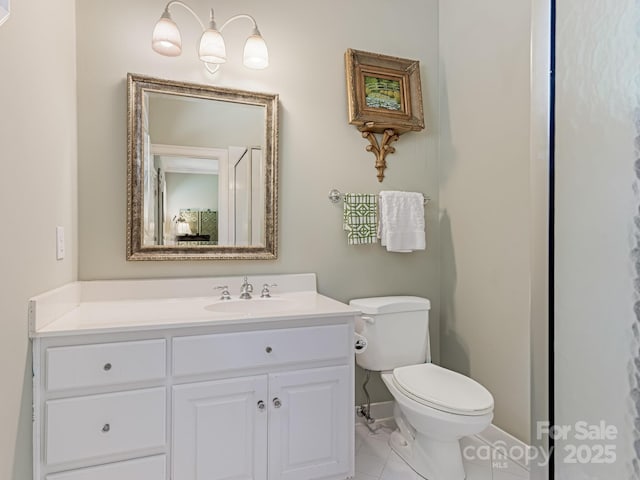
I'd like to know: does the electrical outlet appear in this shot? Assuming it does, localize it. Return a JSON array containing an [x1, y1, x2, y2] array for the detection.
[[56, 226, 65, 260]]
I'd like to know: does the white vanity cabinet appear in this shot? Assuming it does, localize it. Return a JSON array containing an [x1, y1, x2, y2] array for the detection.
[[33, 319, 354, 480], [171, 324, 352, 480], [30, 274, 357, 480], [172, 366, 351, 480], [33, 338, 169, 480]]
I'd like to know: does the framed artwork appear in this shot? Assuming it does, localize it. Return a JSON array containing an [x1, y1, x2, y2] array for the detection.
[[345, 48, 425, 134]]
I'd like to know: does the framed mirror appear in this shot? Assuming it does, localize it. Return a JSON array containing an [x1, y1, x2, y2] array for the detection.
[[127, 74, 279, 260]]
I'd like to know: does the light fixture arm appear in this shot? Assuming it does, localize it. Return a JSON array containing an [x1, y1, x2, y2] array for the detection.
[[219, 14, 259, 34], [163, 0, 206, 31], [159, 2, 263, 74]]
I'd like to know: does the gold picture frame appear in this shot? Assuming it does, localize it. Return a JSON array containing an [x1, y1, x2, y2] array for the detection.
[[345, 49, 425, 134]]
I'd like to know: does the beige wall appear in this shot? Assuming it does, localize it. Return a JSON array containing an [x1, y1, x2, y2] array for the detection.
[[76, 0, 440, 404], [438, 1, 532, 441], [0, 1, 78, 479], [555, 0, 639, 477]]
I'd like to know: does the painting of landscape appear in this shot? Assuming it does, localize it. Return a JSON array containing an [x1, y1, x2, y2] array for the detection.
[[364, 75, 402, 111], [345, 49, 424, 133]]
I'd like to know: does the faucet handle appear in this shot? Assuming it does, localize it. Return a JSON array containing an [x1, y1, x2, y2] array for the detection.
[[260, 283, 278, 298], [214, 285, 231, 300]]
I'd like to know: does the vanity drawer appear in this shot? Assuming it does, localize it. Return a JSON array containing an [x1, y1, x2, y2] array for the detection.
[[46, 339, 166, 392], [173, 324, 350, 377], [45, 387, 166, 466], [46, 455, 166, 480]]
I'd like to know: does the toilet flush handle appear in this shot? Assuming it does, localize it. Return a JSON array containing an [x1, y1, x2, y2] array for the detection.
[[361, 316, 375, 325]]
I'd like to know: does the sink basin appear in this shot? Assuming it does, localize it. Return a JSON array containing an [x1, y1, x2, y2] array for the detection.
[[204, 297, 299, 315]]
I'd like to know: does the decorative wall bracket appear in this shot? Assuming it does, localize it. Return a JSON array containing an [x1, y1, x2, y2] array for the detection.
[[344, 49, 425, 182], [360, 127, 400, 182]]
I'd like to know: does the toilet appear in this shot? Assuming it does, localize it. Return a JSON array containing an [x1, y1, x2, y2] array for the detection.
[[350, 296, 494, 480]]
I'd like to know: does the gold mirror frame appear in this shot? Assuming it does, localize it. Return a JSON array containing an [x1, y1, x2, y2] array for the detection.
[[127, 74, 279, 261]]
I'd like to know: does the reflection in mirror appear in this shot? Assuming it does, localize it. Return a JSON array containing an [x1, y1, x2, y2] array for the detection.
[[0, 0, 9, 27], [127, 74, 278, 260]]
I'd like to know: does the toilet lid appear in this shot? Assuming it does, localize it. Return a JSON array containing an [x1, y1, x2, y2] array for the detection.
[[392, 364, 494, 416]]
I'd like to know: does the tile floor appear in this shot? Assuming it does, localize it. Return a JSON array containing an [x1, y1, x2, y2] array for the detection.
[[354, 422, 530, 480]]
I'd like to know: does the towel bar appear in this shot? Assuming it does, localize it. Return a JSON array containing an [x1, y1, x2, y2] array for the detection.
[[328, 189, 430, 205]]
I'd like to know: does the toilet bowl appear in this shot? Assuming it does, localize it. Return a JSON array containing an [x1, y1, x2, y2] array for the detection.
[[350, 296, 494, 480], [382, 364, 493, 479]]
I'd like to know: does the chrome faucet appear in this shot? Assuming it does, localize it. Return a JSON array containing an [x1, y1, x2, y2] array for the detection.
[[239, 276, 253, 300], [214, 285, 231, 300], [260, 283, 278, 298]]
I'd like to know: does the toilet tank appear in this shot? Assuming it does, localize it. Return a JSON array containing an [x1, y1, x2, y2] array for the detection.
[[349, 296, 431, 372]]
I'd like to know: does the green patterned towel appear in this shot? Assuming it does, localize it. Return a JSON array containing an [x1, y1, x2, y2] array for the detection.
[[343, 193, 378, 245]]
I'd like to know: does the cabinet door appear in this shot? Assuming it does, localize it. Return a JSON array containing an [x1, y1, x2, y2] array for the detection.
[[268, 366, 351, 480], [173, 376, 268, 480]]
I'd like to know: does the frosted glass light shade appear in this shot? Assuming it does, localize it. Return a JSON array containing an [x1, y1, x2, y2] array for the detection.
[[152, 14, 182, 57], [243, 33, 268, 69], [199, 28, 227, 64]]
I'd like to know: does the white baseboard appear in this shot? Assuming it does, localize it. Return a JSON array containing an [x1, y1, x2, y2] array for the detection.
[[354, 400, 394, 424], [356, 401, 531, 472], [475, 424, 531, 472]]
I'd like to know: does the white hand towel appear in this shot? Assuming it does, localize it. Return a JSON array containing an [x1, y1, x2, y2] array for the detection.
[[377, 191, 426, 252]]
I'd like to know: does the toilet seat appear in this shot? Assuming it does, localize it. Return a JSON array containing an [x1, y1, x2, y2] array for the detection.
[[392, 364, 494, 416]]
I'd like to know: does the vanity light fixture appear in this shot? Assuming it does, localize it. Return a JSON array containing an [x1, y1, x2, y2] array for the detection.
[[152, 1, 269, 74]]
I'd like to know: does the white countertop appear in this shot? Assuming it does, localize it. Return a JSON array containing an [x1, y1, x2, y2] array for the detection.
[[29, 274, 358, 337]]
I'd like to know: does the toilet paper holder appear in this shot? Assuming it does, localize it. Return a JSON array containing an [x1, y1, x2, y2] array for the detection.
[[354, 333, 367, 354]]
